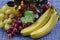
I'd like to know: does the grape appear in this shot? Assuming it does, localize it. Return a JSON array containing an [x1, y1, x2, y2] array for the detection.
[[21, 23, 25, 28], [17, 17, 20, 20], [2, 5, 11, 13], [7, 30, 12, 34], [15, 24, 19, 28], [2, 5, 7, 12], [7, 17, 30, 38], [12, 9, 20, 17], [13, 28, 18, 33], [17, 6, 21, 10], [19, 26, 23, 31], [12, 8, 17, 14], [11, 32, 16, 36], [18, 21, 22, 26], [8, 18, 13, 23], [9, 26, 14, 31], [4, 15, 9, 19], [2, 5, 9, 10], [8, 33, 12, 39], [0, 18, 4, 22], [13, 19, 18, 24], [12, 23, 15, 26], [4, 19, 8, 23], [0, 22, 4, 28], [9, 14, 15, 18], [5, 9, 12, 15], [41, 5, 47, 10], [0, 14, 4, 18], [0, 9, 4, 13], [4, 18, 12, 24], [45, 4, 50, 8], [4, 24, 10, 30]]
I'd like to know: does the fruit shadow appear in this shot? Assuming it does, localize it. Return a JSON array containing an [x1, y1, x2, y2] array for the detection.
[[15, 34, 38, 40]]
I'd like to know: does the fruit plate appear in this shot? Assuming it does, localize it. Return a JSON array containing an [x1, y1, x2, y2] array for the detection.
[[0, 0, 60, 40]]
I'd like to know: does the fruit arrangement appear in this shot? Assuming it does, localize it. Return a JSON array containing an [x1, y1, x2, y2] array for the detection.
[[0, 0, 59, 39], [0, 4, 19, 30]]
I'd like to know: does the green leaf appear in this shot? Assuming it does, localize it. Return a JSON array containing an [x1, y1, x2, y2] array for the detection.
[[25, 11, 34, 17], [21, 15, 35, 23], [21, 10, 35, 23]]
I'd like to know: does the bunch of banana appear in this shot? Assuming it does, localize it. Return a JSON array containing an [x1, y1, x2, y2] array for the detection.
[[20, 7, 59, 38], [21, 8, 51, 36]]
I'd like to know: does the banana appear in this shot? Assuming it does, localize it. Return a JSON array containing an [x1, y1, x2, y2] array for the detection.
[[21, 8, 51, 36], [30, 9, 59, 38]]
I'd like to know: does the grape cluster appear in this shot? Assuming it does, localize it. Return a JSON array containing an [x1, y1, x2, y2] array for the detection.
[[7, 17, 27, 38], [0, 4, 20, 30]]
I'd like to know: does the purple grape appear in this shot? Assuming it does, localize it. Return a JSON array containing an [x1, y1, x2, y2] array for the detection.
[[17, 17, 20, 20], [8, 33, 12, 39], [7, 30, 12, 34], [14, 19, 18, 24], [9, 26, 14, 31], [18, 20, 22, 24], [11, 32, 16, 36], [21, 23, 25, 28], [7, 17, 33, 38], [12, 23, 15, 26], [14, 24, 18, 28], [19, 26, 23, 31], [13, 28, 18, 33]]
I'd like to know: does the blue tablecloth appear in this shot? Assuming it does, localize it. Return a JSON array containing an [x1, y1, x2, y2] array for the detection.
[[0, 0, 60, 40]]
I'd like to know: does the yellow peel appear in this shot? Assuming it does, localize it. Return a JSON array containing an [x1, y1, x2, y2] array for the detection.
[[30, 10, 58, 38], [21, 8, 51, 36]]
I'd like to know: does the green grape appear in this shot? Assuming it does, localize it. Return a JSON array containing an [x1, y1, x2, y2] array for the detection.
[[0, 18, 4, 22], [4, 18, 12, 24], [4, 19, 8, 24], [5, 9, 12, 15], [12, 9, 19, 16], [0, 9, 4, 13], [4, 15, 9, 19], [4, 24, 10, 30], [2, 6, 7, 13], [8, 18, 13, 23], [9, 14, 15, 18], [2, 5, 15, 14], [2, 5, 10, 13], [0, 14, 4, 18], [17, 6, 21, 9], [10, 8, 16, 14], [0, 22, 4, 28], [0, 14, 4, 21], [2, 5, 12, 10]]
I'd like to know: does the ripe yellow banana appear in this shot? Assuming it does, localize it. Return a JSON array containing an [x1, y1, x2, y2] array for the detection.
[[21, 8, 51, 36], [30, 9, 59, 38]]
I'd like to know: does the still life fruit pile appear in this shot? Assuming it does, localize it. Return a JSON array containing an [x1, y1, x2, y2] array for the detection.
[[0, 0, 59, 39]]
